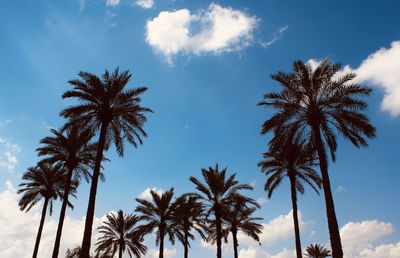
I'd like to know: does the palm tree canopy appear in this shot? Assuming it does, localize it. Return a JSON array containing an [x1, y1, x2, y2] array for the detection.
[[17, 162, 77, 214], [60, 68, 153, 156], [37, 126, 103, 183], [135, 188, 177, 246], [305, 243, 331, 258], [95, 210, 147, 258], [258, 138, 321, 198], [258, 59, 376, 161]]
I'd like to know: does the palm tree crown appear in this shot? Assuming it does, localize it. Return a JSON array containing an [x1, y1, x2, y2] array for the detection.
[[135, 188, 177, 258], [95, 210, 147, 258], [305, 244, 331, 258]]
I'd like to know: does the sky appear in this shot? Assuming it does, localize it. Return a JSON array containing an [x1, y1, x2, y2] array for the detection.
[[0, 0, 400, 257]]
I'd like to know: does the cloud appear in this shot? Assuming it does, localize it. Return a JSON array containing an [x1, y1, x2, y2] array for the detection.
[[309, 40, 400, 117], [138, 187, 164, 200], [357, 242, 400, 258], [136, 0, 154, 9], [260, 26, 288, 48], [106, 0, 120, 7], [340, 220, 393, 257], [0, 181, 104, 258], [145, 3, 258, 64], [144, 248, 177, 258], [256, 197, 268, 206], [0, 138, 21, 173], [239, 247, 295, 258], [336, 186, 347, 193]]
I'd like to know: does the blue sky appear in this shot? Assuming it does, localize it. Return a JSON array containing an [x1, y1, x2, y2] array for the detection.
[[1, 0, 400, 257]]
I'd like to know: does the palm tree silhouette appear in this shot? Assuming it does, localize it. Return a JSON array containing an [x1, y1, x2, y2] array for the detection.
[[172, 195, 206, 258], [37, 126, 98, 258], [209, 194, 263, 258], [135, 188, 176, 258], [18, 162, 76, 258], [305, 244, 331, 258], [189, 164, 252, 258], [94, 210, 147, 258], [258, 60, 376, 257], [258, 138, 321, 258], [60, 68, 152, 257]]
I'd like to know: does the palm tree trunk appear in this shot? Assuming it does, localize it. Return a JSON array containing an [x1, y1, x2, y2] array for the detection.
[[81, 122, 108, 258], [312, 126, 343, 258], [232, 228, 239, 258], [215, 205, 222, 258], [52, 166, 74, 258], [289, 174, 302, 258], [159, 228, 165, 258], [184, 229, 189, 258], [32, 197, 49, 258], [118, 242, 123, 258]]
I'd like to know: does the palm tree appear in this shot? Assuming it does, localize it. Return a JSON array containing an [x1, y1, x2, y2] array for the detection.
[[258, 60, 376, 257], [18, 162, 76, 258], [172, 195, 206, 258], [135, 188, 177, 258], [258, 138, 321, 258], [37, 126, 98, 258], [189, 164, 252, 258], [209, 194, 263, 258], [305, 244, 331, 258], [94, 210, 147, 258], [60, 68, 152, 257]]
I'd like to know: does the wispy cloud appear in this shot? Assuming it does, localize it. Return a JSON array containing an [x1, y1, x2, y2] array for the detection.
[[260, 25, 288, 48], [135, 0, 154, 9], [106, 0, 120, 7], [0, 138, 20, 173]]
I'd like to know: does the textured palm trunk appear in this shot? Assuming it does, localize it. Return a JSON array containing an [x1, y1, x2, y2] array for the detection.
[[289, 174, 302, 258], [118, 242, 123, 258], [52, 166, 74, 258], [184, 227, 189, 258], [81, 122, 108, 258], [32, 197, 49, 258], [312, 126, 343, 258], [159, 227, 165, 258], [215, 205, 222, 258], [232, 227, 239, 258]]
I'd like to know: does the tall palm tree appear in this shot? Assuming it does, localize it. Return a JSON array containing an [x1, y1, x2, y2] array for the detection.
[[172, 195, 205, 258], [18, 162, 76, 258], [258, 60, 376, 257], [37, 126, 97, 258], [189, 164, 252, 258], [60, 68, 152, 257], [135, 188, 177, 258], [258, 138, 321, 258], [305, 244, 331, 258], [94, 210, 147, 258]]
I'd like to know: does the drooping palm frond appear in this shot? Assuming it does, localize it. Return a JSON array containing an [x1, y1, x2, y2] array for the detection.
[[305, 243, 331, 258]]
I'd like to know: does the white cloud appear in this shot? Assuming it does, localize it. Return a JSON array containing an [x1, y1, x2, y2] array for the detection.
[[256, 197, 268, 206], [357, 242, 400, 258], [260, 26, 288, 48], [106, 0, 120, 7], [0, 137, 21, 173], [146, 3, 258, 64], [138, 187, 164, 200], [340, 220, 393, 257], [336, 186, 347, 193], [136, 0, 154, 9], [239, 247, 295, 258], [309, 40, 400, 117], [0, 181, 103, 258], [144, 248, 176, 258]]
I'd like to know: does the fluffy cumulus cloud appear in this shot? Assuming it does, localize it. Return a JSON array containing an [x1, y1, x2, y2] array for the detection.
[[239, 247, 295, 258], [144, 248, 177, 258], [0, 180, 106, 258], [106, 0, 120, 6], [137, 187, 164, 200], [0, 137, 21, 173], [309, 40, 400, 117], [357, 242, 400, 258], [146, 3, 258, 64], [136, 0, 154, 9]]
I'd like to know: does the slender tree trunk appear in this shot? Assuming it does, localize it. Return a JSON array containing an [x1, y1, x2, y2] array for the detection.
[[184, 229, 189, 258], [119, 241, 123, 258], [312, 126, 343, 258], [289, 174, 302, 258], [32, 198, 49, 258], [159, 227, 165, 258], [232, 228, 238, 258], [52, 166, 74, 258], [81, 122, 108, 258], [215, 205, 222, 258]]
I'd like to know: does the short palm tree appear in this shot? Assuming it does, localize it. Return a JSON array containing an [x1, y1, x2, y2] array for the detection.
[[37, 126, 97, 258], [94, 210, 147, 258], [18, 162, 76, 258], [60, 68, 152, 256], [305, 244, 331, 258], [258, 60, 376, 257], [258, 138, 321, 258], [172, 195, 205, 258], [189, 164, 252, 258], [135, 188, 177, 258]]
